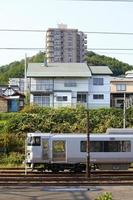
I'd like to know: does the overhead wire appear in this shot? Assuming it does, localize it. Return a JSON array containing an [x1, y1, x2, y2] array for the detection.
[[0, 29, 133, 54], [1, 29, 133, 35], [69, 0, 133, 2]]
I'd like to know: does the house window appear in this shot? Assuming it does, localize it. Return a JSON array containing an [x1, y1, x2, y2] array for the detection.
[[64, 80, 77, 87], [93, 78, 104, 85], [36, 79, 52, 91], [56, 96, 68, 101], [93, 94, 104, 99], [33, 95, 50, 106], [77, 93, 87, 103], [116, 84, 126, 91]]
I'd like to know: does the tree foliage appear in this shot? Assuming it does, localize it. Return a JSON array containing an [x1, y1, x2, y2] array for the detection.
[[86, 51, 133, 76], [0, 51, 133, 84], [0, 105, 133, 165], [0, 51, 45, 84], [2, 105, 131, 136]]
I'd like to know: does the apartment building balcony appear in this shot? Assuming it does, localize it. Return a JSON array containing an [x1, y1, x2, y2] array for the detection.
[[46, 37, 54, 42], [46, 48, 54, 53], [84, 45, 87, 50], [46, 42, 54, 47], [30, 84, 54, 93], [47, 53, 54, 58], [84, 34, 87, 39], [46, 31, 54, 37], [84, 40, 87, 44]]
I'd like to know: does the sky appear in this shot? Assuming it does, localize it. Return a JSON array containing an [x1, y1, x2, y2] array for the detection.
[[0, 0, 133, 66]]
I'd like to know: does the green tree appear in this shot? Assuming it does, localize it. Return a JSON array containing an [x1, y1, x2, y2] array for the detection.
[[86, 51, 133, 76]]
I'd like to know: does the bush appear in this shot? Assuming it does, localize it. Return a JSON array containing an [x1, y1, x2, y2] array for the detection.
[[0, 152, 24, 166], [95, 192, 112, 200], [0, 112, 15, 120]]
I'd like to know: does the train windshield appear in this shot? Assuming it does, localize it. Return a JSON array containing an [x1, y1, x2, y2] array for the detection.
[[27, 136, 41, 146]]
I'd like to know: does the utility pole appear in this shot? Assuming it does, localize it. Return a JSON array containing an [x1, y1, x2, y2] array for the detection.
[[24, 53, 27, 95], [123, 92, 126, 128], [86, 109, 91, 178]]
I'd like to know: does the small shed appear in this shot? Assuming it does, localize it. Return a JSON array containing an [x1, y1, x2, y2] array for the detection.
[[7, 92, 25, 112], [3, 86, 25, 112], [0, 96, 8, 112]]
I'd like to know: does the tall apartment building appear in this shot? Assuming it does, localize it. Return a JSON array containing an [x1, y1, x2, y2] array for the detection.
[[46, 24, 87, 63]]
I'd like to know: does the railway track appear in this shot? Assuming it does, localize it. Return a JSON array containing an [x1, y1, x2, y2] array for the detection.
[[1, 168, 133, 185]]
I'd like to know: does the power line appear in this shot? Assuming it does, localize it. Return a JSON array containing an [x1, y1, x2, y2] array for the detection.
[[1, 29, 133, 36], [70, 0, 133, 2], [0, 29, 46, 33], [85, 31, 133, 35], [0, 47, 45, 50], [88, 48, 133, 51], [1, 47, 133, 51]]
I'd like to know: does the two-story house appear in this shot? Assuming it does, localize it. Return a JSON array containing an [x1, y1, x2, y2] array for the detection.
[[88, 66, 113, 108], [27, 63, 112, 108], [27, 63, 91, 107], [110, 77, 133, 108]]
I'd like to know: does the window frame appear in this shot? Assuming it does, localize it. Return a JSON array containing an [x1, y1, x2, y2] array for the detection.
[[93, 94, 104, 100], [93, 78, 104, 85], [56, 96, 68, 102], [116, 84, 126, 91], [80, 140, 131, 153], [64, 80, 77, 87]]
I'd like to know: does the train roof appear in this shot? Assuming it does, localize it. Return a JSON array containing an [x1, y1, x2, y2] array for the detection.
[[106, 128, 133, 134], [27, 132, 133, 139]]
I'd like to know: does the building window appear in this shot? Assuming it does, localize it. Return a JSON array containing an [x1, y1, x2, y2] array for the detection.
[[33, 95, 50, 106], [116, 84, 126, 91], [64, 80, 77, 87], [93, 94, 104, 99], [56, 96, 68, 101], [36, 79, 52, 91], [93, 78, 104, 85], [77, 93, 87, 103]]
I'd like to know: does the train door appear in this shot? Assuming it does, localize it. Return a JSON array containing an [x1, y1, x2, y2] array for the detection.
[[42, 139, 49, 161], [52, 140, 66, 162]]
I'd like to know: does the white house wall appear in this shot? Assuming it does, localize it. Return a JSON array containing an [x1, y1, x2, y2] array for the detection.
[[29, 76, 111, 108], [54, 92, 72, 107], [53, 78, 89, 92], [30, 93, 53, 107], [88, 76, 111, 109]]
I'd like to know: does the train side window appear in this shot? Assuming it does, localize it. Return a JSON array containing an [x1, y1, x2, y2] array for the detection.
[[104, 141, 118, 152], [122, 141, 131, 152], [103, 141, 131, 152], [91, 141, 104, 152], [27, 137, 32, 146], [53, 140, 65, 152], [80, 141, 87, 152], [80, 141, 104, 152], [34, 136, 41, 146]]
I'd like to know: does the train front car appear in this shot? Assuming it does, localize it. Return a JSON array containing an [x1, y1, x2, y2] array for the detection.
[[26, 133, 51, 169], [25, 129, 133, 171]]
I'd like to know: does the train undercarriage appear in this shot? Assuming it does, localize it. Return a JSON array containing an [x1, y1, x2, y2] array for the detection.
[[27, 162, 130, 172]]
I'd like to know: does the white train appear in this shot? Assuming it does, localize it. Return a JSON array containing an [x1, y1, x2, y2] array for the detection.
[[26, 128, 133, 171]]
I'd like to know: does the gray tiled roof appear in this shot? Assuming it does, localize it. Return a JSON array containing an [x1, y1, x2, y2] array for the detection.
[[27, 63, 92, 77], [89, 66, 113, 75]]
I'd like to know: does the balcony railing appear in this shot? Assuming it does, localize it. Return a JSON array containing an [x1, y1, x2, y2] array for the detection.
[[30, 84, 54, 92]]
